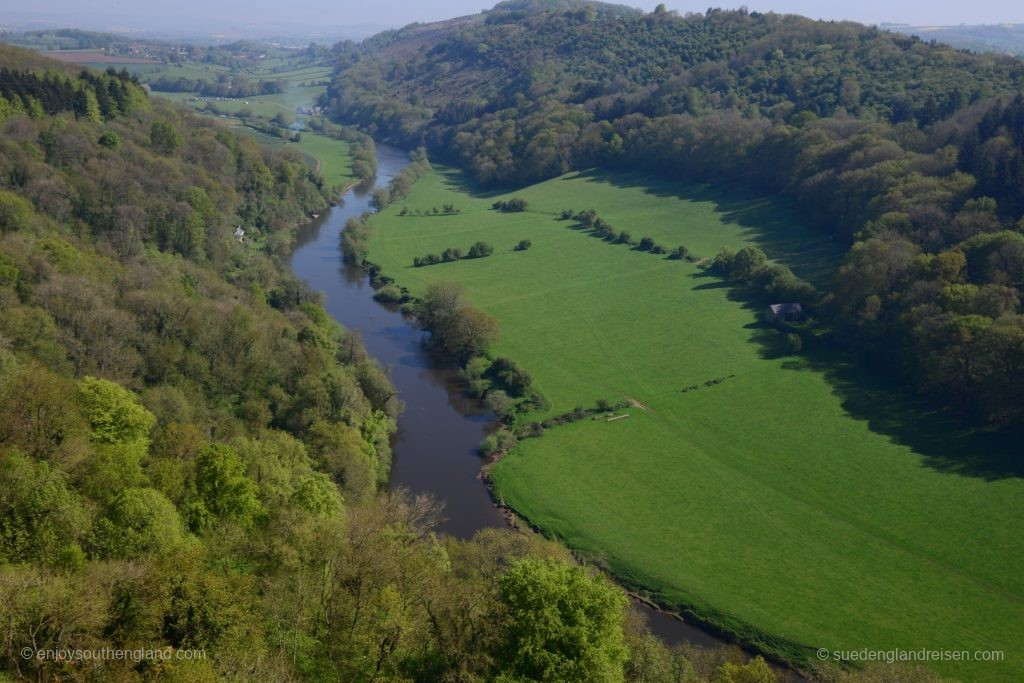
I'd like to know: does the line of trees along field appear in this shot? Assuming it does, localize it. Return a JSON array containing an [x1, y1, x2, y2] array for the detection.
[[0, 43, 827, 681], [326, 1, 1024, 429]]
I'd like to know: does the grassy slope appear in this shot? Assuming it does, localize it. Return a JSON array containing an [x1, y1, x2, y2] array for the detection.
[[287, 134, 353, 189], [367, 168, 1024, 679], [227, 124, 353, 189], [152, 61, 351, 190]]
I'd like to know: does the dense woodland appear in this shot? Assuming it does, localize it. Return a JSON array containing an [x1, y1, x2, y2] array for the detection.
[[147, 75, 288, 99], [327, 0, 1024, 429], [0, 43, 851, 682]]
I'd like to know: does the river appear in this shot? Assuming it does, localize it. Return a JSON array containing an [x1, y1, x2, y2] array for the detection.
[[290, 142, 732, 650]]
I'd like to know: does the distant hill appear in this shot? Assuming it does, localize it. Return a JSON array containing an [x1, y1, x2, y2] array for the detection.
[[326, 1, 1024, 427], [328, 2, 1024, 180], [887, 22, 1024, 56]]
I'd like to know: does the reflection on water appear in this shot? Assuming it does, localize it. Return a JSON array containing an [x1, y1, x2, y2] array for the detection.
[[291, 144, 505, 539], [289, 143, 742, 652]]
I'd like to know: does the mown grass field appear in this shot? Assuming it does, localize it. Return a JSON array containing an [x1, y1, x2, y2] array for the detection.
[[366, 167, 1024, 679]]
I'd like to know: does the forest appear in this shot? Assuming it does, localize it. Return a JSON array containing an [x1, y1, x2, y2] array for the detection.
[[0, 42, 825, 681], [326, 1, 1024, 429]]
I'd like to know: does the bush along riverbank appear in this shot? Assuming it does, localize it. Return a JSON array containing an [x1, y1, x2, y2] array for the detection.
[[341, 148, 433, 269]]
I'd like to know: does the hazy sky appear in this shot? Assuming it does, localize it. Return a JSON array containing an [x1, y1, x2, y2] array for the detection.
[[3, 0, 1023, 33]]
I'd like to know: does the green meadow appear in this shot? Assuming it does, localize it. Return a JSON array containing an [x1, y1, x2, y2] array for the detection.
[[159, 84, 326, 117], [228, 124, 354, 189], [286, 134, 353, 189], [148, 58, 331, 119], [366, 167, 1024, 679]]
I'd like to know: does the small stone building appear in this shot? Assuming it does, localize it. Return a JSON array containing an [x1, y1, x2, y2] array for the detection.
[[765, 303, 803, 323]]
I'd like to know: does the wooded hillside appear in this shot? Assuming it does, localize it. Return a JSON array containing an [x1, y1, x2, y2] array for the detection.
[[0, 44, 808, 682], [327, 1, 1024, 428]]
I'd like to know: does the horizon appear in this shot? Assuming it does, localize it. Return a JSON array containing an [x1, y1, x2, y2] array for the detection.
[[2, 1, 1024, 41]]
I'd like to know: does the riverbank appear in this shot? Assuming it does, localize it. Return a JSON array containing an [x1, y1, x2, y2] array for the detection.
[[289, 144, 767, 659], [360, 163, 1024, 681]]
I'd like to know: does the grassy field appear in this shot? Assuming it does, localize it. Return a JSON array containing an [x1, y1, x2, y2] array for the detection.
[[151, 59, 352, 190], [142, 57, 331, 119], [366, 167, 1024, 679], [227, 124, 354, 189], [161, 85, 326, 118], [287, 134, 353, 189]]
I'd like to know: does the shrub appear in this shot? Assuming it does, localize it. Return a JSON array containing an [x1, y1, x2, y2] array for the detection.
[[442, 246, 464, 261], [467, 241, 494, 258], [576, 209, 597, 227], [373, 284, 403, 303], [480, 428, 517, 457], [515, 239, 532, 251], [711, 246, 736, 274], [492, 198, 528, 212], [486, 389, 516, 420], [669, 245, 689, 260], [489, 357, 532, 396], [527, 390, 550, 412]]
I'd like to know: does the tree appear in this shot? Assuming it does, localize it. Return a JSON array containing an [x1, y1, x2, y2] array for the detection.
[[0, 190, 35, 233], [715, 656, 775, 683], [150, 121, 184, 155], [467, 241, 494, 258], [665, 246, 687, 261], [446, 305, 500, 360], [0, 451, 88, 567], [0, 366, 86, 462], [515, 239, 532, 251], [492, 198, 528, 212], [731, 247, 768, 281], [493, 558, 629, 682], [193, 443, 264, 528], [90, 487, 185, 558], [290, 474, 343, 516], [77, 376, 155, 446]]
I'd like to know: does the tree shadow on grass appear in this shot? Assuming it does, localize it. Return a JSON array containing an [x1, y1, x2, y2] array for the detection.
[[786, 349, 1024, 480], [687, 271, 1024, 480], [436, 166, 508, 200], [571, 168, 843, 289]]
